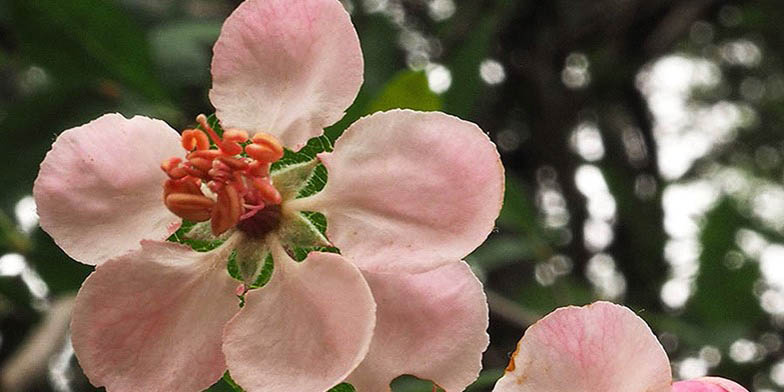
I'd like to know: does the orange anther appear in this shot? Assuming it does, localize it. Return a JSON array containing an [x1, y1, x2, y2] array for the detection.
[[211, 185, 242, 235], [245, 143, 283, 163], [217, 156, 249, 170], [187, 150, 222, 160], [164, 193, 214, 222], [220, 142, 244, 156], [165, 193, 214, 210], [165, 166, 189, 180], [252, 177, 282, 205], [181, 129, 210, 151], [250, 133, 284, 162], [161, 157, 182, 172], [223, 129, 249, 143], [182, 166, 207, 179], [187, 157, 213, 172], [163, 178, 201, 198]]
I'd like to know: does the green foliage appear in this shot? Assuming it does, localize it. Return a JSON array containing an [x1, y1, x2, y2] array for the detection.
[[9, 0, 168, 101], [366, 70, 442, 113], [685, 198, 764, 345]]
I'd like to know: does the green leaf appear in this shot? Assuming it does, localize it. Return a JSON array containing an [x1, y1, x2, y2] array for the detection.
[[9, 0, 168, 101], [366, 70, 441, 114], [684, 198, 764, 346]]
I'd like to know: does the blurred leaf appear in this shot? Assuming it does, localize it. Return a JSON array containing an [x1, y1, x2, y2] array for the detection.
[[467, 235, 533, 271], [150, 21, 222, 88], [497, 175, 551, 261], [517, 277, 593, 315], [365, 70, 441, 113], [443, 0, 517, 117], [684, 198, 764, 346], [9, 0, 168, 101]]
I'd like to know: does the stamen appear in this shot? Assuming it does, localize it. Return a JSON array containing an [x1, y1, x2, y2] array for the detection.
[[161, 114, 286, 236], [196, 114, 223, 147], [181, 129, 210, 151], [164, 193, 214, 222], [211, 184, 243, 235], [187, 157, 213, 172]]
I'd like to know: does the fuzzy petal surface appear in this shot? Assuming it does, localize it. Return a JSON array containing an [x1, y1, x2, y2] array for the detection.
[[34, 114, 181, 265], [673, 378, 749, 392], [493, 302, 672, 392], [71, 241, 239, 392], [210, 0, 363, 150], [301, 110, 504, 273], [222, 249, 376, 392], [346, 261, 489, 392]]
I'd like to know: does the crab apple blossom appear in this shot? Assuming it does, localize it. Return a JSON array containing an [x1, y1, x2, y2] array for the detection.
[[492, 302, 748, 392], [32, 0, 504, 391]]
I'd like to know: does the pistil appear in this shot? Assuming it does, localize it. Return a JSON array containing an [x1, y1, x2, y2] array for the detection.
[[161, 115, 285, 236]]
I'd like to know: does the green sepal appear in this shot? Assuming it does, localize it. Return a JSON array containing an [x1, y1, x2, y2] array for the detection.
[[166, 220, 225, 252], [270, 158, 320, 201], [227, 242, 274, 288], [278, 210, 331, 250], [327, 383, 356, 392], [221, 371, 244, 391]]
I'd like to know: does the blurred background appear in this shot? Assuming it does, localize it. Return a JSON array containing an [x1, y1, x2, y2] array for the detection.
[[0, 0, 783, 390]]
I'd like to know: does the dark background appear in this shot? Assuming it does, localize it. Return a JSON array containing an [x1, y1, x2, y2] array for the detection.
[[0, 0, 783, 390]]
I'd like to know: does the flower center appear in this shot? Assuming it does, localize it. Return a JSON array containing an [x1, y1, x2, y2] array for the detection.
[[161, 114, 284, 236]]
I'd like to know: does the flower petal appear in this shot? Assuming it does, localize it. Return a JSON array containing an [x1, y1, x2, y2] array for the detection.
[[34, 114, 182, 265], [673, 378, 749, 392], [493, 302, 672, 392], [222, 244, 376, 392], [209, 0, 363, 150], [294, 110, 504, 273], [346, 261, 489, 392], [71, 241, 239, 392]]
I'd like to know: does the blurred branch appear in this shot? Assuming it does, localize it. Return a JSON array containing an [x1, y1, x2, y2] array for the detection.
[[486, 290, 541, 328], [1, 295, 75, 392], [644, 0, 720, 55]]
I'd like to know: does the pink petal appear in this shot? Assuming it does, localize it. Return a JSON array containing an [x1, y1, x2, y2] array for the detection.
[[294, 110, 504, 273], [71, 241, 239, 392], [346, 261, 489, 392], [209, 0, 363, 150], [222, 246, 376, 392], [34, 114, 182, 265], [673, 378, 749, 392], [493, 302, 672, 392]]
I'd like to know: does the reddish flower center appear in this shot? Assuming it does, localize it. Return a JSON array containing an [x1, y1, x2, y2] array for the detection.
[[161, 114, 284, 236]]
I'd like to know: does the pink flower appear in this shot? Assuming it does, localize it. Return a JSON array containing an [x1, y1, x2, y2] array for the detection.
[[493, 302, 748, 392], [32, 0, 504, 391]]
